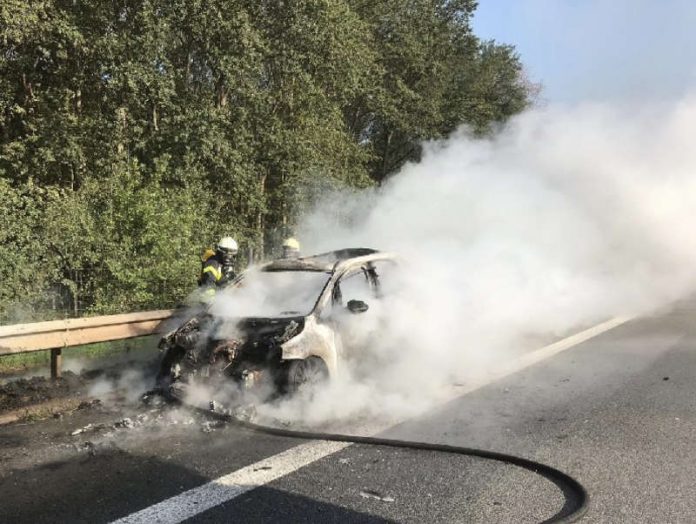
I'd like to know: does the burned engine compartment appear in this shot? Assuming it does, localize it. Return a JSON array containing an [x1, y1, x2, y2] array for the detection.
[[154, 249, 397, 403], [157, 313, 305, 397]]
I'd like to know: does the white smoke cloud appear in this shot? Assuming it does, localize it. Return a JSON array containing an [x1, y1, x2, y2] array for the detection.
[[255, 94, 696, 425]]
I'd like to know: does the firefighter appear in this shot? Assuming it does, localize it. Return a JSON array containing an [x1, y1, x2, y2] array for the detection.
[[281, 237, 301, 259], [199, 237, 238, 299]]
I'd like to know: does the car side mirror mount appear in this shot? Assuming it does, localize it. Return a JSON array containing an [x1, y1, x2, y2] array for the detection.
[[347, 299, 369, 314]]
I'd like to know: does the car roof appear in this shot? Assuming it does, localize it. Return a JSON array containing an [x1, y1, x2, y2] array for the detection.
[[261, 248, 382, 273], [223, 249, 398, 317]]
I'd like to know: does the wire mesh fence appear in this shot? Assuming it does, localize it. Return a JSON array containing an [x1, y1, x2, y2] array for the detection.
[[0, 245, 271, 326], [0, 267, 178, 326]]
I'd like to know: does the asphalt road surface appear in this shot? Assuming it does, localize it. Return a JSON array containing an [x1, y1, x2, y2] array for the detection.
[[2, 300, 696, 523]]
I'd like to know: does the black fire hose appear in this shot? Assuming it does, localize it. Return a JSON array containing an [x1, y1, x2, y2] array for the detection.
[[198, 407, 589, 523]]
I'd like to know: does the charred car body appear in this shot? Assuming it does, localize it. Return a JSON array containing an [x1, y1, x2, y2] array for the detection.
[[156, 248, 397, 400]]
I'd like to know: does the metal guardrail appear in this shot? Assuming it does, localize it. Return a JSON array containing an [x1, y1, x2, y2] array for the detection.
[[0, 310, 176, 378]]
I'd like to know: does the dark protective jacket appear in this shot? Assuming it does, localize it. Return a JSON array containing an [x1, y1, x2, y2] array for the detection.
[[199, 254, 236, 289]]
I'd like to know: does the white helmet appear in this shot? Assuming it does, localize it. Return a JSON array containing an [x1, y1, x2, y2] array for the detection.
[[216, 236, 238, 255]]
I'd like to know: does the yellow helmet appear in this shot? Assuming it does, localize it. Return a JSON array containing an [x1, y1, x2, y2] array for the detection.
[[282, 237, 300, 250], [201, 248, 216, 262], [282, 237, 300, 259]]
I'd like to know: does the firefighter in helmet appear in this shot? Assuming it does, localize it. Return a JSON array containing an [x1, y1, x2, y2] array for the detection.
[[199, 237, 238, 298], [281, 237, 301, 259]]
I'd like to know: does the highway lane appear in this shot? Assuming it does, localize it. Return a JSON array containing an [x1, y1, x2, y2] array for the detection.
[[1, 301, 695, 523], [376, 306, 696, 522]]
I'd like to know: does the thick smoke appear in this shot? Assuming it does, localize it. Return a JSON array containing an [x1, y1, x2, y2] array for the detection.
[[255, 94, 696, 425]]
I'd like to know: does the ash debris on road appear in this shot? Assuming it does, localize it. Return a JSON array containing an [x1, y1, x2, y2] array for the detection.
[[0, 349, 394, 452], [0, 372, 87, 414], [66, 404, 225, 444], [0, 354, 265, 476], [0, 352, 160, 422], [359, 489, 395, 503], [0, 396, 256, 494]]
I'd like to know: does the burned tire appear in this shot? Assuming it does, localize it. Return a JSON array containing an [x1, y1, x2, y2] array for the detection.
[[285, 356, 329, 395], [155, 346, 185, 389]]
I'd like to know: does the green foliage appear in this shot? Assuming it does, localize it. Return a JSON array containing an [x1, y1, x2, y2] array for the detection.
[[43, 160, 216, 313], [346, 0, 532, 180], [0, 0, 535, 320], [0, 179, 63, 321]]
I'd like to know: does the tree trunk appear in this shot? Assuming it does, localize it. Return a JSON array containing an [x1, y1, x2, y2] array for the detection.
[[217, 79, 228, 108], [74, 88, 82, 114], [379, 130, 393, 182], [257, 173, 267, 260]]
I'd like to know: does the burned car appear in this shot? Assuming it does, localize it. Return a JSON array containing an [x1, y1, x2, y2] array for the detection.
[[156, 248, 397, 400]]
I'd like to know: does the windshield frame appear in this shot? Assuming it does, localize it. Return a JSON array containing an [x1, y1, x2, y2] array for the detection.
[[219, 267, 334, 319]]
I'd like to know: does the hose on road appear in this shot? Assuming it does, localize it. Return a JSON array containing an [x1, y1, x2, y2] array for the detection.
[[199, 407, 588, 523]]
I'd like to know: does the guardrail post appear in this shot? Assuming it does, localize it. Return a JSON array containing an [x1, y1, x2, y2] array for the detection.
[[50, 348, 62, 380]]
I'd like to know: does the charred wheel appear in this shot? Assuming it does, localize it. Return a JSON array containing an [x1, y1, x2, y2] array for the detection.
[[285, 356, 329, 394], [155, 345, 186, 388]]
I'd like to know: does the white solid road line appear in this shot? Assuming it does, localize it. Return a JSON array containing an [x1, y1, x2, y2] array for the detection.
[[111, 315, 633, 524], [437, 315, 634, 403]]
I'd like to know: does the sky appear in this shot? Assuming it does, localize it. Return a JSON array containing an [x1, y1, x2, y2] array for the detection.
[[471, 0, 696, 104]]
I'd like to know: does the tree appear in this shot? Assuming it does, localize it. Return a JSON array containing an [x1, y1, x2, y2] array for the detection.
[[0, 0, 535, 319], [347, 0, 532, 182], [244, 0, 377, 252]]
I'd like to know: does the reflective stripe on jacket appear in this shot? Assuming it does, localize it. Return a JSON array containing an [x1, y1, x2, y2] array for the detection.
[[202, 263, 222, 282], [200, 258, 223, 288]]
